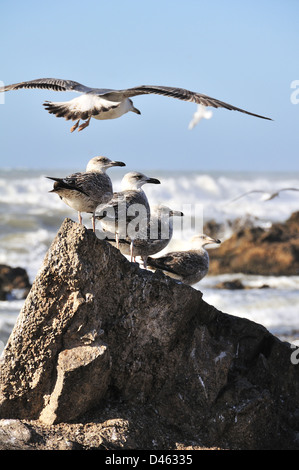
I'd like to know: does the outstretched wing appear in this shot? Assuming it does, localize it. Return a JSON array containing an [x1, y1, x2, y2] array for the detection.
[[279, 188, 299, 194], [0, 78, 91, 93], [102, 85, 272, 120], [228, 190, 270, 203]]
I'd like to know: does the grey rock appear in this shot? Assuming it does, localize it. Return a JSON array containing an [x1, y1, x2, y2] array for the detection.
[[39, 341, 111, 425], [0, 218, 299, 450], [0, 419, 32, 450]]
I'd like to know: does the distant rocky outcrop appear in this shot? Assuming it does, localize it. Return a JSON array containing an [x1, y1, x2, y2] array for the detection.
[[0, 264, 31, 300], [209, 211, 299, 275], [0, 218, 299, 450]]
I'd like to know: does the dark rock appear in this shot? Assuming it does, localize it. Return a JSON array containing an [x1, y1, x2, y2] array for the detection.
[[215, 279, 246, 290], [0, 264, 31, 301], [209, 211, 299, 275], [0, 218, 299, 450], [215, 280, 270, 290], [203, 215, 263, 240]]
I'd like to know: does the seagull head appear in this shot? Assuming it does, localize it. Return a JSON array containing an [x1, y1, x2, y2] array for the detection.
[[152, 204, 184, 218], [128, 99, 141, 115], [121, 172, 160, 190], [86, 156, 126, 172], [190, 234, 221, 249]]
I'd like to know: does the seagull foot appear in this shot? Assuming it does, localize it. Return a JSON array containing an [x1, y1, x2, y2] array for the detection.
[[78, 117, 91, 132], [70, 120, 80, 133]]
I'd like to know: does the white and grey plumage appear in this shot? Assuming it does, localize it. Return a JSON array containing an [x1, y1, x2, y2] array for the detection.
[[0, 78, 272, 132], [147, 234, 221, 286], [96, 171, 160, 257], [229, 187, 299, 203], [47, 156, 125, 231], [107, 204, 184, 267]]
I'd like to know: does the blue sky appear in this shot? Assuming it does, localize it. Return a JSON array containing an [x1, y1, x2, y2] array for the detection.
[[0, 0, 298, 172]]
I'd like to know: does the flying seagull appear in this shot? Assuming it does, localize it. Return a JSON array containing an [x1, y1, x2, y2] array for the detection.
[[147, 234, 221, 286], [188, 104, 213, 129], [0, 78, 272, 132], [229, 187, 299, 203], [47, 156, 125, 231]]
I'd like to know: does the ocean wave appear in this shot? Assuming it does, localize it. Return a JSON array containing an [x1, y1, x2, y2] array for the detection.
[[0, 299, 23, 345], [198, 274, 299, 339], [1, 170, 299, 218]]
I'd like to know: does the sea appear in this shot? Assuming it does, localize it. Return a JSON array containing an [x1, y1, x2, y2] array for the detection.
[[1, 168, 299, 351]]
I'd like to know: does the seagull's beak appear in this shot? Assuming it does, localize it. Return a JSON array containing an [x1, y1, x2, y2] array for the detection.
[[146, 177, 161, 185], [207, 236, 221, 245], [170, 210, 184, 217], [111, 161, 126, 167], [132, 106, 141, 115]]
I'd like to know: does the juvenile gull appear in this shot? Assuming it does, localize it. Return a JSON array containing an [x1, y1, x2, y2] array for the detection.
[[107, 204, 184, 267], [96, 171, 160, 257], [0, 78, 272, 132], [147, 234, 221, 285], [47, 156, 125, 231], [229, 187, 299, 203]]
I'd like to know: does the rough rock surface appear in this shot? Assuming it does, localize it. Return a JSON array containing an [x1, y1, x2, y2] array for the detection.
[[209, 211, 299, 275], [0, 218, 299, 450]]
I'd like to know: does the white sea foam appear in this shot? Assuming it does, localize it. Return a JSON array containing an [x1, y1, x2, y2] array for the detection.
[[0, 299, 23, 344], [198, 274, 299, 340]]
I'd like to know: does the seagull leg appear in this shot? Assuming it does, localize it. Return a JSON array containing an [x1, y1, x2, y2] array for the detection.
[[78, 117, 91, 132], [115, 232, 119, 249], [92, 212, 96, 232], [78, 212, 82, 225], [130, 241, 134, 262], [70, 120, 80, 133]]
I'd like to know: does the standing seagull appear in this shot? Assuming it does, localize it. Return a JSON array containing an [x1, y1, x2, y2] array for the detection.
[[47, 156, 125, 231], [147, 234, 221, 285], [0, 78, 272, 132], [96, 171, 160, 257], [107, 204, 184, 267]]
